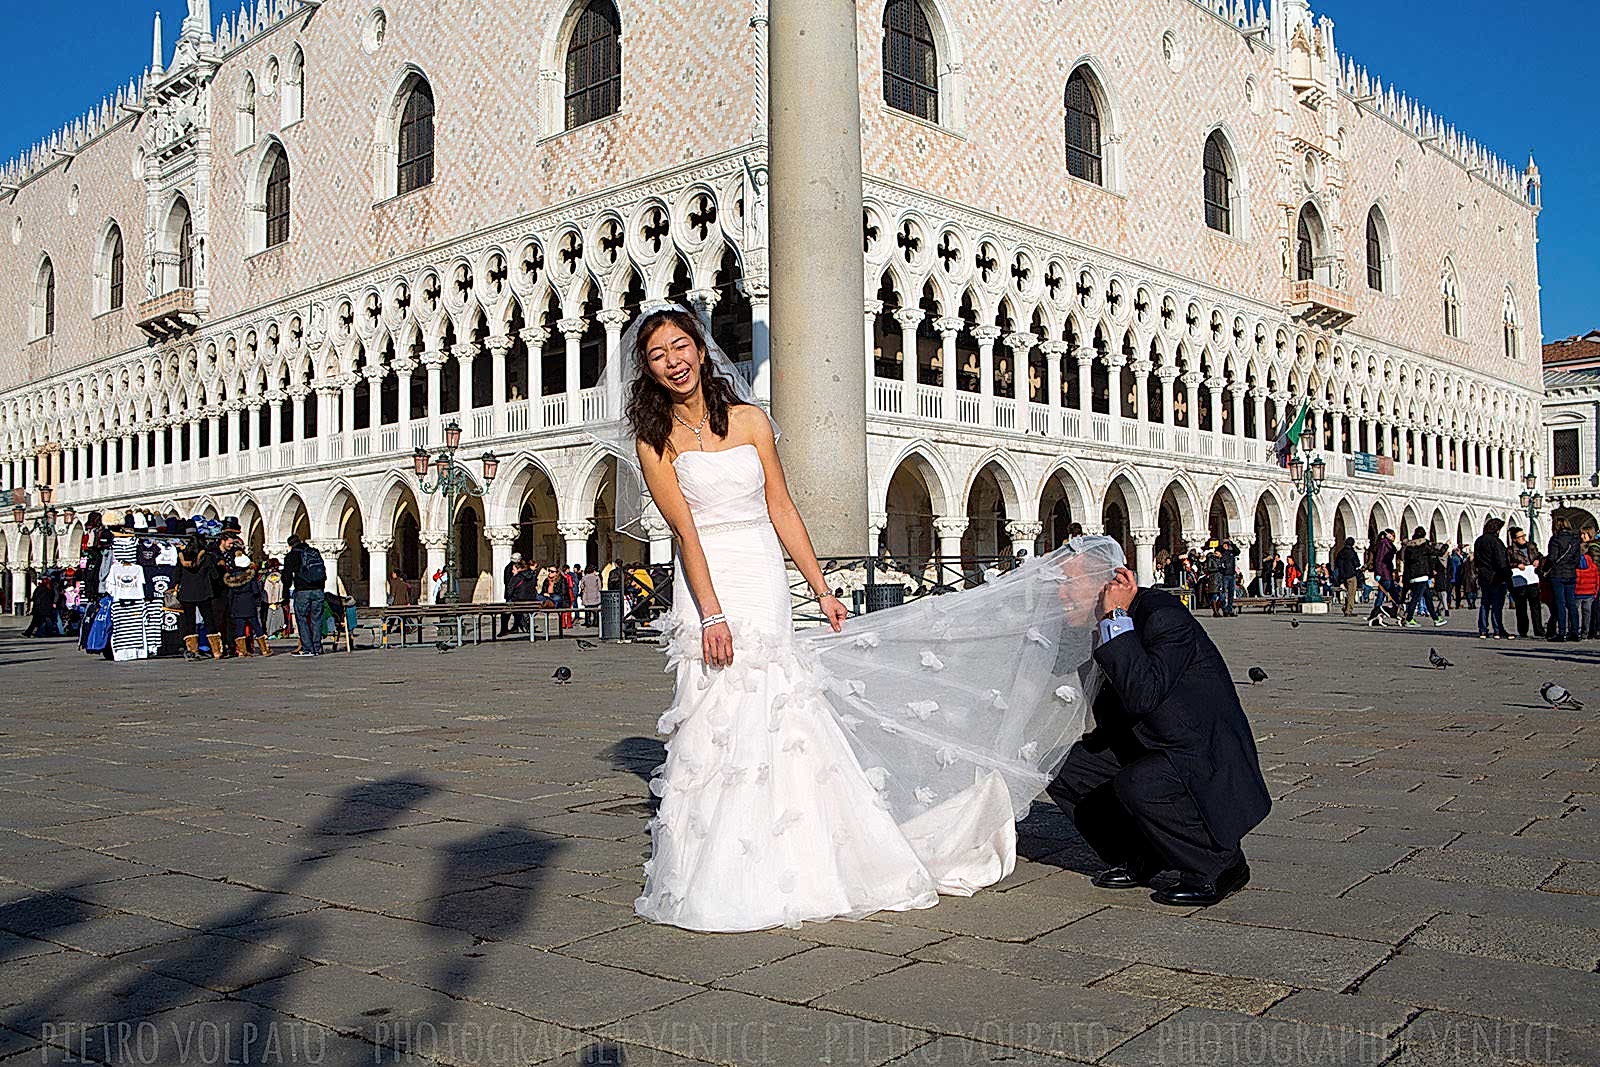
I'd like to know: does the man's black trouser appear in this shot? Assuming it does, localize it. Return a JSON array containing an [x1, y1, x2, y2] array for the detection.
[[1047, 733, 1239, 883]]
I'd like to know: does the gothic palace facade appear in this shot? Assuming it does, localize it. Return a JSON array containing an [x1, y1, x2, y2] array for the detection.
[[0, 0, 1545, 603]]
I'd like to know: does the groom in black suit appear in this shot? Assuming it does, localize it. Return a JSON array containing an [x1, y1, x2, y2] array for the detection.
[[1047, 567, 1271, 906]]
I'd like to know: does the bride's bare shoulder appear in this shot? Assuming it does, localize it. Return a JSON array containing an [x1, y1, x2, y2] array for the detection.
[[730, 402, 774, 443]]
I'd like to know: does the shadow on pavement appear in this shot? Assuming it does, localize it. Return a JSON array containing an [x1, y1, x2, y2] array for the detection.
[[604, 737, 666, 785], [0, 776, 441, 1064]]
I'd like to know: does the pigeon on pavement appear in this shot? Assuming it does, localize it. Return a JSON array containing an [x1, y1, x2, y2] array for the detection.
[[1540, 682, 1582, 711], [1247, 666, 1268, 684], [1428, 648, 1453, 669], [553, 666, 573, 684]]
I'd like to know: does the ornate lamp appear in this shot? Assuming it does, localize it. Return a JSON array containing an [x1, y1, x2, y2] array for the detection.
[[412, 447, 430, 477], [480, 452, 499, 485], [444, 420, 463, 450]]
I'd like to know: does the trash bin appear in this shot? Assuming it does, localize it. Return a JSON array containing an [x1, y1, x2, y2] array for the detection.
[[864, 584, 905, 613], [600, 589, 625, 640]]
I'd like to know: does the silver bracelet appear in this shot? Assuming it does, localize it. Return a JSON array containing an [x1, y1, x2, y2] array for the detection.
[[700, 613, 727, 630]]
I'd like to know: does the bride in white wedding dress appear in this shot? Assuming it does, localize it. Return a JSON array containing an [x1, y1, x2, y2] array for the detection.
[[615, 304, 1120, 933]]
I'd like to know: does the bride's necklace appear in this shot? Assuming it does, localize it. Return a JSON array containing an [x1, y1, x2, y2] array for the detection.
[[672, 406, 709, 451]]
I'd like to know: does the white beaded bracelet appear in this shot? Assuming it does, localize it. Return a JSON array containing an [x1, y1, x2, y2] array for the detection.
[[700, 613, 727, 630]]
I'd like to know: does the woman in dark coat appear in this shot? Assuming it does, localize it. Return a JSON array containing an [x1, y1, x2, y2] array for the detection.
[[223, 555, 271, 657], [1472, 518, 1512, 639], [177, 536, 223, 660], [22, 577, 56, 637]]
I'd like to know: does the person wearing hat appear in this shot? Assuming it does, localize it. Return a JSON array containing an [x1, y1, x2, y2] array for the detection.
[[177, 534, 224, 660], [223, 553, 271, 657]]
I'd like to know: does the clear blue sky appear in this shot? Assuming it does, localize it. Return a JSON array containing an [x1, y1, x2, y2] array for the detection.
[[2, 1, 1594, 340]]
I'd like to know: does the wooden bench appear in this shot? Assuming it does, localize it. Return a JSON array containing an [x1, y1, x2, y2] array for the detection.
[[378, 603, 573, 647], [1232, 596, 1298, 614]]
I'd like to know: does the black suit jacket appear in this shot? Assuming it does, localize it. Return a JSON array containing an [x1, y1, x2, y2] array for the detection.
[[1090, 588, 1271, 849]]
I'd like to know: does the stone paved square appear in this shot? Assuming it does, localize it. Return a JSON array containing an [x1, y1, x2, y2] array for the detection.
[[1, 613, 1595, 1065]]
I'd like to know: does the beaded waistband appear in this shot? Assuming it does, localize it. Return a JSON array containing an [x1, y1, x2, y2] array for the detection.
[[697, 517, 773, 535]]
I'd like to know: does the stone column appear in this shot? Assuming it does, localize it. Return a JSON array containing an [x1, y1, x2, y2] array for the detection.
[[868, 512, 888, 558], [485, 334, 512, 433], [363, 537, 393, 606], [558, 519, 594, 569], [340, 376, 357, 438], [486, 525, 519, 601], [420, 531, 448, 604], [894, 307, 924, 394], [207, 409, 222, 459], [518, 327, 548, 426], [1234, 535, 1255, 594], [642, 512, 675, 566], [1254, 390, 1268, 444], [1132, 528, 1159, 587], [224, 403, 240, 459], [1205, 378, 1225, 439], [1229, 384, 1246, 440], [1156, 367, 1176, 426], [288, 387, 306, 443], [392, 358, 416, 429], [769, 0, 868, 555], [422, 348, 446, 440], [1181, 373, 1202, 433], [598, 309, 630, 418], [863, 300, 883, 397], [933, 517, 968, 566], [1131, 359, 1151, 422], [974, 325, 1001, 426], [1005, 333, 1035, 409], [364, 365, 385, 436], [266, 391, 284, 450], [1041, 340, 1068, 420], [688, 288, 721, 335], [453, 342, 479, 418], [1004, 520, 1044, 558], [558, 318, 585, 422], [311, 539, 347, 599], [1075, 348, 1094, 417], [743, 277, 772, 403], [938, 317, 964, 420]]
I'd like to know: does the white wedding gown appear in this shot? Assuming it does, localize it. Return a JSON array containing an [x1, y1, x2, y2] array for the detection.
[[635, 444, 1120, 932]]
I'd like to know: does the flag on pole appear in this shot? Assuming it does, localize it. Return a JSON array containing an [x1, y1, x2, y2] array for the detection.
[[1269, 400, 1308, 468]]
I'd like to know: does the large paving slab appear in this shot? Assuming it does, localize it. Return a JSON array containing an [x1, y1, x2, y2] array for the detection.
[[1, 611, 1596, 1063]]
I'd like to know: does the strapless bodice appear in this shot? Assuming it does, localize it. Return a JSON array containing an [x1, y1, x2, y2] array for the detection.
[[673, 444, 769, 530]]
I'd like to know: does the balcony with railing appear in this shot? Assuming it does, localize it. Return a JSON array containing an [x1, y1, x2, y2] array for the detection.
[[135, 288, 201, 340], [1284, 279, 1357, 330]]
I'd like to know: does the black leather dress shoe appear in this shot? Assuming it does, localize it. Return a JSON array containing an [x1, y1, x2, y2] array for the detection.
[[1151, 861, 1250, 907], [1092, 865, 1155, 890]]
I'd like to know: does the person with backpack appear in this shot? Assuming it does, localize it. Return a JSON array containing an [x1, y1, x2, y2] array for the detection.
[[283, 534, 328, 657], [1399, 528, 1445, 628], [1332, 537, 1362, 617]]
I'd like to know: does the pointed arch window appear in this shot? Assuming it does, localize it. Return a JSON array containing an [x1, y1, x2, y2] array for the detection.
[[178, 213, 194, 290], [36, 257, 55, 338], [265, 148, 291, 248], [565, 0, 622, 130], [1296, 213, 1315, 281], [236, 73, 257, 151], [1203, 131, 1233, 234], [397, 77, 435, 195], [282, 45, 305, 125], [1441, 263, 1461, 338], [106, 224, 125, 312], [1065, 69, 1103, 185], [1365, 209, 1384, 291], [883, 0, 939, 123], [1502, 288, 1521, 360]]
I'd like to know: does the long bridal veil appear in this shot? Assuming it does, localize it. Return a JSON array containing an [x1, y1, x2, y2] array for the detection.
[[801, 536, 1125, 833]]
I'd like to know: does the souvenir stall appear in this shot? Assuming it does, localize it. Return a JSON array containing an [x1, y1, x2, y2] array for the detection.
[[80, 519, 190, 661]]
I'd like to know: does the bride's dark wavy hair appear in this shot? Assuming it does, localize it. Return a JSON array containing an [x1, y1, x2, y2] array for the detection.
[[625, 307, 746, 457]]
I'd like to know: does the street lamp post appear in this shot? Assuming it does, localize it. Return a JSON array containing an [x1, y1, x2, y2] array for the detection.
[[1518, 473, 1542, 542], [1288, 447, 1328, 604], [10, 485, 70, 571], [412, 420, 498, 605]]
